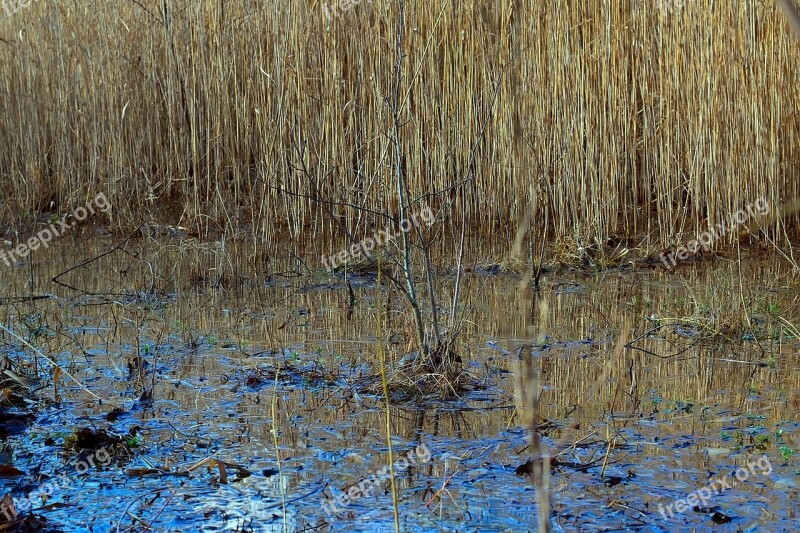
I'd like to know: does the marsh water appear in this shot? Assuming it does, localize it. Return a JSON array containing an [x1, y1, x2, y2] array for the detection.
[[0, 234, 798, 532]]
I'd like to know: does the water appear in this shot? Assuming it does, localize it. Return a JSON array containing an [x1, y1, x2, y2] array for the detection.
[[0, 235, 797, 531]]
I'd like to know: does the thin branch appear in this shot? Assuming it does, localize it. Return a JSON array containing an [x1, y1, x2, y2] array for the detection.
[[51, 223, 145, 294]]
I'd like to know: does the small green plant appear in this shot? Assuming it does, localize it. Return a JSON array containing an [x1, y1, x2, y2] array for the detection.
[[176, 321, 202, 350], [756, 301, 781, 316], [63, 434, 78, 449], [649, 394, 663, 413], [779, 446, 794, 462], [668, 399, 693, 414], [22, 311, 48, 342], [123, 435, 142, 448]]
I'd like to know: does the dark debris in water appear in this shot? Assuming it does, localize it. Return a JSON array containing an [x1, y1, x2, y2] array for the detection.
[[692, 505, 734, 524], [72, 427, 121, 450], [225, 360, 341, 392]]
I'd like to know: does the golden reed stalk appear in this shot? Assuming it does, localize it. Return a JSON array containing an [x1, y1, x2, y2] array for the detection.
[[0, 1, 798, 249]]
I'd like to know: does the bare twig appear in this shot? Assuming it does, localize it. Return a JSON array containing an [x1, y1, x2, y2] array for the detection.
[[51, 223, 145, 294]]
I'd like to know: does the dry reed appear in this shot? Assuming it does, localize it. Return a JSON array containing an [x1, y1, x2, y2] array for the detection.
[[1, 1, 799, 251]]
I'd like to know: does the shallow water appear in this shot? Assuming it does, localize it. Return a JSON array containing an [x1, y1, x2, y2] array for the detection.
[[0, 235, 798, 531]]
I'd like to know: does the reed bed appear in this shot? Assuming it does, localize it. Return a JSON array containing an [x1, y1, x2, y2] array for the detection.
[[1, 1, 799, 251]]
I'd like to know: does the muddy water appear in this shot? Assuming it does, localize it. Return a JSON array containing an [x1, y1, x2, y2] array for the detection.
[[0, 235, 798, 531]]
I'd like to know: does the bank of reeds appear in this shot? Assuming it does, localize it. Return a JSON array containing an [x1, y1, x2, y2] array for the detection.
[[1, 1, 799, 250]]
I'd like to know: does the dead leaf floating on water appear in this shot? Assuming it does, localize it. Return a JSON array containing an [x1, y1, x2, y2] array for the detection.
[[2, 371, 37, 390], [125, 456, 252, 484], [0, 492, 15, 521], [0, 465, 24, 478]]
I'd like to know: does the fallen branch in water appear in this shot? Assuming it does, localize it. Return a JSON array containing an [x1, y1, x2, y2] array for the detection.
[[0, 321, 117, 407]]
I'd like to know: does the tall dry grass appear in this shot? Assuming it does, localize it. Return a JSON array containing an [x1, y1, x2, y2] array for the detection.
[[1, 1, 799, 250]]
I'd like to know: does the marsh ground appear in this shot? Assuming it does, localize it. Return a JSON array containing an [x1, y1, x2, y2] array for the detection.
[[0, 235, 797, 531]]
